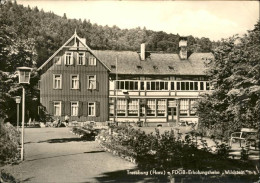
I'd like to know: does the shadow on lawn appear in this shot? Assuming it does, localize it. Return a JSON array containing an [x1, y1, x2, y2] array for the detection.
[[26, 150, 105, 162], [37, 137, 94, 143], [93, 169, 168, 183]]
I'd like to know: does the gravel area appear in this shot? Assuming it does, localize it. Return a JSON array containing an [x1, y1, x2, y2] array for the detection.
[[1, 128, 137, 183]]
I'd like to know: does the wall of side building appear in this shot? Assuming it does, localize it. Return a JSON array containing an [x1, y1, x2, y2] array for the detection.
[[108, 74, 211, 126]]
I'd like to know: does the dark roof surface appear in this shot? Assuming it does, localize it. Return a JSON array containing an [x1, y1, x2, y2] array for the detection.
[[92, 50, 213, 75]]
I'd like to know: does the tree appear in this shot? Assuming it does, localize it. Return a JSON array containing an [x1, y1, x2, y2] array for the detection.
[[197, 21, 260, 137], [0, 21, 51, 124]]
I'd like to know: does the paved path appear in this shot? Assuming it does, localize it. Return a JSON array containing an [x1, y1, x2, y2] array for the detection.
[[2, 128, 137, 183]]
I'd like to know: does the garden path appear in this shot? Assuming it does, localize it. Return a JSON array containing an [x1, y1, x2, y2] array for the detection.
[[1, 128, 142, 183]]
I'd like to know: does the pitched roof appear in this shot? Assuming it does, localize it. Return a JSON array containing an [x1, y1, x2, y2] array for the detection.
[[92, 50, 213, 75], [37, 32, 111, 72]]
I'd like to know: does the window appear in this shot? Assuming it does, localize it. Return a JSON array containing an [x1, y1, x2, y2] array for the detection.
[[128, 99, 138, 116], [175, 81, 200, 91], [65, 52, 73, 65], [87, 75, 96, 89], [71, 102, 79, 116], [206, 82, 210, 90], [88, 102, 95, 116], [53, 74, 62, 89], [157, 99, 166, 116], [115, 81, 139, 90], [194, 82, 198, 90], [140, 81, 144, 90], [71, 75, 79, 89], [77, 52, 85, 65], [54, 101, 61, 116], [109, 98, 114, 117], [180, 99, 189, 116], [147, 99, 156, 116], [200, 82, 204, 90], [116, 99, 127, 116], [177, 82, 181, 90], [89, 56, 96, 66], [171, 82, 175, 90], [146, 81, 168, 91], [190, 99, 197, 116]]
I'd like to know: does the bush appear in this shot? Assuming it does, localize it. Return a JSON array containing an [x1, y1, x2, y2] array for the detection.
[[97, 125, 258, 181], [0, 169, 17, 183], [0, 122, 20, 165], [72, 124, 102, 141]]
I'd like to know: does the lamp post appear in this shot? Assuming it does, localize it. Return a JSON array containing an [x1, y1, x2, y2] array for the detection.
[[15, 96, 21, 131], [17, 67, 32, 161]]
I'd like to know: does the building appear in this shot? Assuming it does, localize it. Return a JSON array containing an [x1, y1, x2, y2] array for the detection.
[[38, 32, 110, 122], [38, 33, 213, 126]]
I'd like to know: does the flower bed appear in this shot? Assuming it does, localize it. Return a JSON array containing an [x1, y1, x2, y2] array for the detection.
[[96, 125, 259, 182], [71, 124, 107, 141]]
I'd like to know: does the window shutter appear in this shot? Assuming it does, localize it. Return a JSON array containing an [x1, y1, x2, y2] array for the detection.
[[83, 101, 88, 117], [95, 81, 99, 91], [72, 52, 76, 65], [70, 75, 72, 89], [61, 101, 65, 116], [95, 101, 100, 117], [83, 54, 86, 65], [49, 101, 53, 115], [85, 52, 90, 66], [64, 54, 67, 65], [94, 58, 97, 66], [53, 75, 55, 89], [65, 101, 71, 116], [86, 75, 89, 89], [78, 101, 83, 116]]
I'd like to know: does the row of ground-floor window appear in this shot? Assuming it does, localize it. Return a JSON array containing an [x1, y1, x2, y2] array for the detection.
[[109, 98, 198, 119], [45, 98, 198, 124], [48, 101, 100, 117]]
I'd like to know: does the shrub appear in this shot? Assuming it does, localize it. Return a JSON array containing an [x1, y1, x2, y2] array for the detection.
[[0, 122, 20, 165], [72, 125, 102, 141], [97, 125, 257, 174]]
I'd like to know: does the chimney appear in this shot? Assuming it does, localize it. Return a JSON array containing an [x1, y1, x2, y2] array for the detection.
[[179, 37, 187, 60], [140, 43, 145, 61]]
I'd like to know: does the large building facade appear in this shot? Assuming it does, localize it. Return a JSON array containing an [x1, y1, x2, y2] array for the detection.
[[38, 33, 110, 122], [38, 33, 213, 126]]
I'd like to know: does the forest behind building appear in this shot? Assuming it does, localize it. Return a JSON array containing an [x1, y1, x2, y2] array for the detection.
[[0, 1, 216, 70]]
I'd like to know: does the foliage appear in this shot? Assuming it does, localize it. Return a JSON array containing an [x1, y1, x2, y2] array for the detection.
[[0, 122, 20, 165], [97, 125, 257, 175], [196, 21, 260, 137], [72, 125, 103, 140], [1, 1, 213, 68], [0, 169, 17, 183], [0, 7, 51, 124]]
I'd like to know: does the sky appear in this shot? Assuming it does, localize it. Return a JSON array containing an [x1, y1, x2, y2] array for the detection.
[[18, 1, 259, 41]]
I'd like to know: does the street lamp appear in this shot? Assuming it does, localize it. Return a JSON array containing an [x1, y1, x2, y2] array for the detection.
[[15, 96, 21, 131], [17, 67, 32, 161]]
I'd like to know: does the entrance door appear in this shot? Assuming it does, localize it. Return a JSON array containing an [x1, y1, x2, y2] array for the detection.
[[167, 107, 177, 122]]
